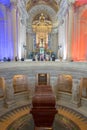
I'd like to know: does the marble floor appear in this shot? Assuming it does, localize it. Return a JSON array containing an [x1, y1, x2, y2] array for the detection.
[[10, 115, 79, 130], [0, 105, 87, 130]]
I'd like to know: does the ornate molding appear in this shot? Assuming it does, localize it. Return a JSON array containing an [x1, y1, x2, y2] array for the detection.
[[26, 0, 59, 12], [57, 0, 75, 25], [58, 0, 68, 20], [17, 0, 28, 25], [27, 4, 58, 32]]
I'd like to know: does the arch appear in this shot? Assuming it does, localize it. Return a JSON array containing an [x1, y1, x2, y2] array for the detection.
[[26, 0, 58, 12], [27, 4, 57, 30]]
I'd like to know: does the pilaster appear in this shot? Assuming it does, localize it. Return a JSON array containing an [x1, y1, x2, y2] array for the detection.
[[72, 79, 81, 108], [11, 3, 18, 59], [16, 0, 28, 59], [67, 4, 74, 61], [5, 79, 15, 108]]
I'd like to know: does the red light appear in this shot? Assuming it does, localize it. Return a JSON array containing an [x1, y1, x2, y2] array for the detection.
[[75, 0, 87, 7]]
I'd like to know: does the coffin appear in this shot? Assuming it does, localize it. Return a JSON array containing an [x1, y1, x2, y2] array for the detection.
[[30, 85, 57, 127]]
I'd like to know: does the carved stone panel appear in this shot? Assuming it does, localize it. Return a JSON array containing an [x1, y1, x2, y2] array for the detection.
[[57, 74, 72, 93], [80, 78, 87, 98], [13, 75, 28, 93], [72, 79, 81, 107], [0, 77, 5, 98]]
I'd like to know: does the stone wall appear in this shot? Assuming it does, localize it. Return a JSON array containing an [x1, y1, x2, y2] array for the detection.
[[0, 77, 5, 98], [57, 74, 72, 93], [13, 75, 28, 93], [80, 78, 87, 98]]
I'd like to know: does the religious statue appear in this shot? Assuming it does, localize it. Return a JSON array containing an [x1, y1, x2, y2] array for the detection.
[[39, 13, 45, 22]]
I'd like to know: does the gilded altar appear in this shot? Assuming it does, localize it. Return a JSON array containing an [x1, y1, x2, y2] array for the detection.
[[32, 13, 52, 49]]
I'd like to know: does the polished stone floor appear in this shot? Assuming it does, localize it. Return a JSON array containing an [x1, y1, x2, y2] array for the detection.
[[1, 105, 87, 130], [8, 114, 80, 130]]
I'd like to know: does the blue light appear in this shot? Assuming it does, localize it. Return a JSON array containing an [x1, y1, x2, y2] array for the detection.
[[0, 0, 10, 6], [0, 8, 14, 60]]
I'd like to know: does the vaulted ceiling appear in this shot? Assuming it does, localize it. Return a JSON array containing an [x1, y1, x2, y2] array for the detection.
[[25, 0, 61, 32], [26, 0, 59, 12]]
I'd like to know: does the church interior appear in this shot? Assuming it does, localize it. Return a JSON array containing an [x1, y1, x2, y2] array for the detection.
[[0, 0, 87, 130]]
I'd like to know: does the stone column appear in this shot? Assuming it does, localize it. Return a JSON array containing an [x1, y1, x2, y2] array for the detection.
[[67, 4, 74, 61], [5, 79, 15, 108], [61, 18, 66, 60], [11, 4, 18, 59], [33, 33, 36, 51], [72, 79, 81, 107], [26, 32, 33, 57], [73, 9, 78, 60], [48, 33, 51, 49], [17, 10, 21, 60], [64, 13, 68, 60], [51, 32, 58, 58]]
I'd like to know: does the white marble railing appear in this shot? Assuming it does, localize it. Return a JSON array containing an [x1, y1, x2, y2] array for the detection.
[[0, 61, 87, 76], [0, 60, 87, 68]]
